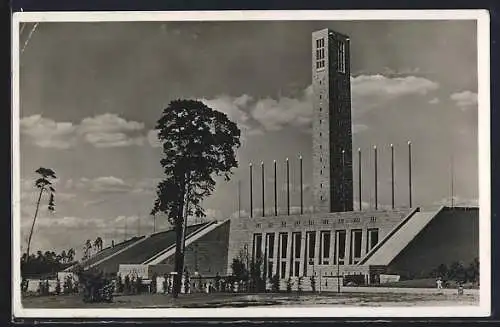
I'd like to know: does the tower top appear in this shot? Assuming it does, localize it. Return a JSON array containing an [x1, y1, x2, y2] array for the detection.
[[312, 28, 350, 40]]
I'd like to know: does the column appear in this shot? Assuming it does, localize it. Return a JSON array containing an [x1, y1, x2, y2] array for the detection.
[[286, 232, 292, 278], [345, 229, 352, 266], [272, 232, 279, 277]]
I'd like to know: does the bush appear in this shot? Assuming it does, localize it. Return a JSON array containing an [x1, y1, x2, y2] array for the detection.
[[270, 275, 280, 292], [77, 268, 113, 303], [344, 274, 366, 286], [63, 275, 74, 294], [310, 275, 316, 292], [21, 278, 28, 293], [297, 276, 303, 293], [55, 278, 61, 295], [215, 273, 221, 292], [286, 277, 293, 293], [124, 275, 131, 295]]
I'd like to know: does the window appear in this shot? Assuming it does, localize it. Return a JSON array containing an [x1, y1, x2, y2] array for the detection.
[[294, 261, 300, 277], [350, 229, 362, 264], [320, 195, 323, 201], [322, 219, 329, 225], [366, 228, 379, 253], [281, 221, 286, 227], [280, 233, 288, 259], [295, 220, 301, 226], [253, 234, 263, 261], [315, 38, 326, 70], [337, 40, 346, 73], [267, 233, 275, 259], [320, 231, 331, 264], [320, 183, 323, 188], [280, 262, 286, 279], [293, 232, 302, 259], [335, 230, 346, 265]]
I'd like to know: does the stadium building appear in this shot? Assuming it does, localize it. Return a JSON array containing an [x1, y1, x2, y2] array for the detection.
[[67, 29, 479, 289]]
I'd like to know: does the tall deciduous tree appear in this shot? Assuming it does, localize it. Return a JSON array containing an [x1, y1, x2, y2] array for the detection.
[[151, 99, 240, 297], [26, 167, 57, 260]]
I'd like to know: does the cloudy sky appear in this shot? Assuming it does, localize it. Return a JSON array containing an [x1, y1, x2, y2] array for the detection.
[[17, 19, 479, 256]]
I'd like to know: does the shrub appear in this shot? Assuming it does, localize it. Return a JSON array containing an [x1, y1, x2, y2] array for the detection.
[[286, 277, 293, 293], [215, 272, 221, 292], [271, 275, 280, 292], [297, 276, 303, 293], [124, 275, 131, 295], [63, 275, 74, 294], [310, 275, 316, 292], [136, 277, 143, 294], [55, 278, 61, 295], [77, 268, 113, 303], [21, 278, 28, 293]]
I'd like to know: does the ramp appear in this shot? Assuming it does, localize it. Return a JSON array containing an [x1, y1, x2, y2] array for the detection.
[[360, 207, 444, 266], [144, 219, 229, 265]]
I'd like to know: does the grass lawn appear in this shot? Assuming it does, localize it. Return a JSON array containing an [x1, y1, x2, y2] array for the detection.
[[22, 290, 479, 309]]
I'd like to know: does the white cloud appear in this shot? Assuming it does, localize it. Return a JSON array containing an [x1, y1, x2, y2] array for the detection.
[[429, 97, 440, 105], [67, 176, 162, 195], [450, 90, 478, 110], [21, 113, 146, 149], [78, 113, 144, 134], [20, 115, 77, 149], [83, 132, 144, 148], [251, 88, 313, 132], [353, 124, 369, 134], [351, 75, 439, 98], [147, 129, 162, 148], [202, 75, 438, 135]]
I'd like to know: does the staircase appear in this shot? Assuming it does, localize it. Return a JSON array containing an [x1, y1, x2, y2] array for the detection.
[[142, 219, 226, 265], [360, 206, 444, 266]]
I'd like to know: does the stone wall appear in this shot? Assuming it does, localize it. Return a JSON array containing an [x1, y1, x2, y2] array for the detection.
[[227, 209, 412, 277]]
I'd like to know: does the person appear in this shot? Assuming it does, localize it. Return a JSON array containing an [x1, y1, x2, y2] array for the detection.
[[458, 281, 464, 295], [436, 277, 443, 290]]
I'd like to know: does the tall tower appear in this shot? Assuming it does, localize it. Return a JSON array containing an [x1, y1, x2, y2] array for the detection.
[[312, 28, 353, 213]]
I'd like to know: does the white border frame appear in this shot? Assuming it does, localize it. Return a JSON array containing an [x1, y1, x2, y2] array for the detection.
[[11, 10, 491, 318]]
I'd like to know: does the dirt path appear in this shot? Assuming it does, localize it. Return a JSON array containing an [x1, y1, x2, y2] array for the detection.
[[22, 291, 479, 309]]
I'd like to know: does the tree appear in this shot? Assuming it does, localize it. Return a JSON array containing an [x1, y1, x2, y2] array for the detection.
[[67, 248, 75, 262], [150, 100, 241, 297], [83, 240, 92, 260], [60, 250, 67, 264], [26, 167, 57, 259], [94, 237, 103, 252], [231, 257, 248, 282]]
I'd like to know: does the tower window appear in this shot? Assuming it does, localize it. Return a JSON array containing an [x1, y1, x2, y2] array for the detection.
[[316, 38, 325, 70], [337, 40, 346, 73]]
